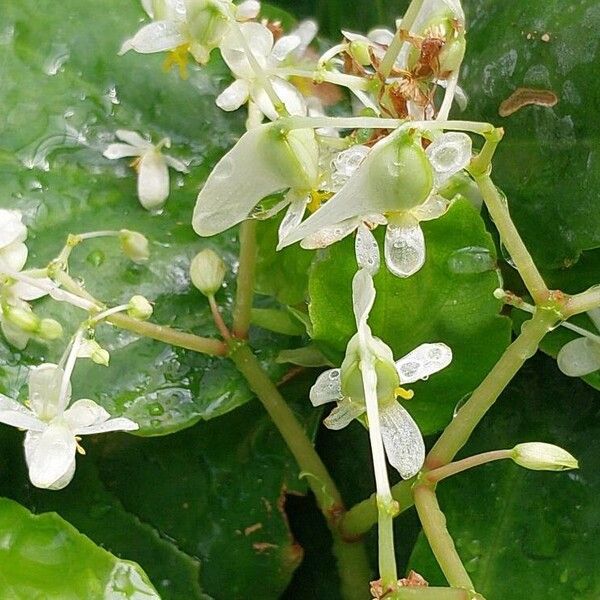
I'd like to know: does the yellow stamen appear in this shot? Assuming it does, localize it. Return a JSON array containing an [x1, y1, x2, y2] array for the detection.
[[75, 436, 86, 455], [395, 386, 414, 400], [307, 190, 333, 213], [162, 44, 190, 80]]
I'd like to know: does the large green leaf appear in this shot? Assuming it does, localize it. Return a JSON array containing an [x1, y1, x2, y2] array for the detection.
[[0, 496, 159, 599], [308, 199, 511, 434], [0, 375, 321, 600], [460, 0, 600, 279], [0, 0, 295, 435], [409, 354, 600, 599]]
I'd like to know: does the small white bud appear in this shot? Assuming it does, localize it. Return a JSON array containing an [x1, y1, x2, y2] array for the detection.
[[78, 339, 110, 366], [127, 295, 153, 320], [119, 230, 150, 263], [6, 307, 40, 332], [37, 318, 63, 341], [190, 249, 226, 297], [92, 347, 110, 366], [512, 442, 578, 472]]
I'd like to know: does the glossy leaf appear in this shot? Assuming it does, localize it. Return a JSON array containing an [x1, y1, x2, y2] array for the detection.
[[308, 199, 511, 434], [409, 354, 600, 599], [0, 496, 160, 599]]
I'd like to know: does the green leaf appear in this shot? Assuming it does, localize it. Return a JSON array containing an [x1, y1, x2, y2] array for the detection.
[[308, 199, 511, 434], [409, 354, 600, 598], [0, 0, 294, 435], [0, 496, 159, 599], [460, 0, 600, 281], [0, 374, 321, 599]]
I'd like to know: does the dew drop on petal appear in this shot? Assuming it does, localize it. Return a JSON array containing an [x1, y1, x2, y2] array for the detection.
[[425, 132, 472, 184], [447, 246, 495, 275]]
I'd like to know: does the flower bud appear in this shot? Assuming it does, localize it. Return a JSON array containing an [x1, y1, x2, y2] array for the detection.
[[512, 443, 578, 472], [6, 306, 40, 332], [92, 347, 110, 366], [190, 249, 227, 297], [127, 295, 153, 320], [119, 230, 150, 263], [78, 339, 110, 366], [348, 40, 371, 66], [37, 318, 63, 341]]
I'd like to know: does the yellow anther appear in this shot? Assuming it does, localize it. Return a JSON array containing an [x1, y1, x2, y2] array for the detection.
[[75, 437, 86, 455], [395, 386, 414, 400], [162, 44, 191, 80], [129, 156, 142, 172], [307, 190, 333, 214]]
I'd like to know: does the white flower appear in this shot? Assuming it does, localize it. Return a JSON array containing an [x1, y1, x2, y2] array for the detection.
[[0, 210, 58, 348], [0, 363, 138, 490], [192, 121, 320, 242], [119, 0, 260, 65], [216, 20, 316, 120], [309, 269, 452, 479], [103, 130, 188, 210], [280, 128, 472, 277], [557, 308, 600, 377]]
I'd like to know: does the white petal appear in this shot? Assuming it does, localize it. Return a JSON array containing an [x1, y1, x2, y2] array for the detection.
[[351, 268, 376, 329], [1, 318, 30, 349], [118, 20, 187, 55], [557, 337, 600, 377], [277, 193, 307, 249], [411, 195, 449, 222], [588, 308, 600, 332], [309, 369, 342, 406], [11, 274, 55, 301], [355, 224, 380, 274], [379, 401, 425, 479], [103, 143, 144, 160], [0, 394, 44, 431], [28, 363, 67, 421], [271, 34, 301, 62], [368, 28, 394, 46], [252, 77, 307, 121], [292, 20, 318, 54], [192, 124, 317, 236], [324, 398, 365, 430], [115, 129, 151, 148], [236, 0, 260, 20], [79, 417, 139, 435], [384, 216, 426, 278], [395, 343, 452, 384], [163, 154, 189, 173], [216, 79, 250, 112], [220, 22, 273, 78], [137, 151, 170, 210], [64, 399, 110, 431], [425, 132, 472, 185], [25, 423, 77, 490], [0, 209, 27, 248], [141, 0, 154, 17], [300, 218, 360, 250], [0, 242, 28, 272]]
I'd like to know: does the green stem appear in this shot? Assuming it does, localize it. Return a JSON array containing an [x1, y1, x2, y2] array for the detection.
[[413, 485, 474, 590], [232, 220, 258, 339], [395, 589, 476, 600], [424, 450, 511, 484], [379, 0, 425, 79], [564, 286, 600, 317], [426, 308, 558, 468], [228, 343, 371, 600], [473, 172, 548, 305]]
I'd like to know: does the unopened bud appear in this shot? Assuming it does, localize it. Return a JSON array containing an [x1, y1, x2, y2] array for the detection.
[[190, 249, 226, 296], [127, 295, 153, 320], [119, 230, 150, 263], [6, 306, 40, 332], [37, 318, 63, 341], [512, 442, 578, 472], [78, 339, 110, 366], [92, 347, 110, 366], [348, 41, 371, 66]]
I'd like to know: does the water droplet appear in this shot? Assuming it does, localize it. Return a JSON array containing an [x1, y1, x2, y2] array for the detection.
[[447, 246, 495, 275], [86, 250, 105, 267], [453, 393, 471, 417], [465, 556, 480, 573], [150, 418, 162, 428], [147, 402, 165, 416], [43, 43, 70, 76], [500, 243, 517, 269]]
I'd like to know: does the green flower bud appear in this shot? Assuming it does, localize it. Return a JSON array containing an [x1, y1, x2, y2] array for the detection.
[[127, 295, 153, 320], [37, 318, 63, 341], [348, 40, 371, 66], [190, 249, 227, 297], [512, 443, 579, 472], [6, 306, 40, 332], [119, 230, 150, 263], [367, 131, 434, 213], [92, 347, 110, 367]]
